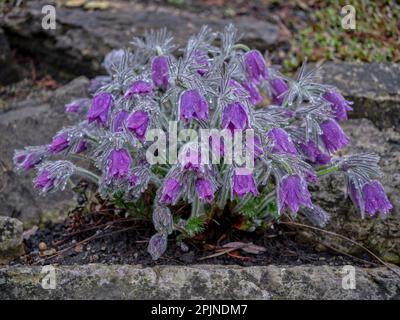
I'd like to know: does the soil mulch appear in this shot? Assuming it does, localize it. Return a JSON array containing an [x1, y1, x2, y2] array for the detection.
[[13, 210, 377, 268]]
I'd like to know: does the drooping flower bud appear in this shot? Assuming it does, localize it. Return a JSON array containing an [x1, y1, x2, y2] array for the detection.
[[278, 175, 312, 214], [244, 50, 268, 84], [87, 92, 113, 126], [195, 50, 209, 76], [242, 81, 263, 105], [14, 146, 47, 171], [74, 140, 88, 154], [65, 99, 89, 113], [350, 180, 392, 217], [126, 110, 150, 141], [300, 140, 331, 165], [148, 232, 168, 260], [48, 133, 69, 153], [151, 56, 169, 90], [124, 80, 153, 99], [34, 170, 55, 193], [179, 89, 209, 122], [34, 161, 75, 194], [232, 169, 258, 199], [112, 111, 129, 133], [320, 119, 349, 153], [106, 148, 131, 180], [196, 178, 214, 203], [221, 102, 249, 133], [160, 178, 181, 204], [323, 89, 353, 122], [267, 128, 297, 155], [269, 78, 288, 105], [152, 207, 173, 235]]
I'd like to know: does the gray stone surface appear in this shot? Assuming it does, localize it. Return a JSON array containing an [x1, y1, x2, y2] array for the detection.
[[0, 264, 398, 299], [1, 0, 278, 78], [0, 27, 21, 85], [0, 216, 24, 264], [0, 77, 90, 226], [318, 62, 400, 131]]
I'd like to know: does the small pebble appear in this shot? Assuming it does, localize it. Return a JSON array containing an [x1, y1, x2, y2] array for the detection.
[[38, 242, 48, 251]]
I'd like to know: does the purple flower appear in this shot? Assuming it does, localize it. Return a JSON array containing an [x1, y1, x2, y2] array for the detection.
[[232, 169, 258, 199], [65, 99, 88, 113], [196, 178, 214, 203], [128, 174, 139, 188], [34, 170, 55, 192], [124, 80, 153, 98], [221, 102, 249, 133], [181, 148, 202, 172], [195, 50, 209, 76], [302, 205, 330, 227], [75, 140, 87, 154], [126, 111, 150, 141], [48, 133, 69, 153], [242, 81, 263, 105], [151, 56, 169, 90], [351, 181, 392, 216], [112, 110, 129, 133], [300, 140, 331, 165], [270, 78, 288, 105], [148, 233, 168, 260], [89, 75, 111, 93], [320, 119, 349, 153], [267, 128, 297, 155], [107, 148, 131, 180], [87, 92, 113, 126], [278, 175, 312, 214], [244, 50, 268, 84], [160, 178, 181, 204], [179, 89, 209, 122], [14, 147, 46, 171], [323, 89, 353, 122]]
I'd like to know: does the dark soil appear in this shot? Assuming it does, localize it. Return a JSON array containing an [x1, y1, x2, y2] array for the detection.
[[13, 210, 377, 267]]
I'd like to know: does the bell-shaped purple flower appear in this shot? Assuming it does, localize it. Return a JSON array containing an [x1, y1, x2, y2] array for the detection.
[[124, 80, 153, 99], [151, 56, 169, 90], [112, 110, 129, 133], [221, 102, 249, 133], [14, 146, 46, 171], [74, 140, 87, 154], [300, 140, 331, 165], [232, 169, 258, 199], [48, 133, 69, 153], [65, 99, 89, 113], [270, 78, 288, 105], [278, 175, 312, 214], [242, 81, 263, 105], [160, 178, 181, 204], [323, 89, 353, 122], [196, 178, 214, 203], [87, 92, 113, 126], [244, 49, 268, 84], [107, 148, 131, 180], [179, 89, 209, 122], [351, 181, 392, 216], [128, 173, 139, 188], [195, 50, 209, 76], [34, 170, 55, 193], [267, 128, 297, 155], [320, 119, 349, 153], [126, 111, 150, 141], [181, 147, 202, 172]]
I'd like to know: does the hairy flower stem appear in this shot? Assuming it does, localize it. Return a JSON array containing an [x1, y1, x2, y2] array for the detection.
[[317, 165, 339, 177], [74, 167, 100, 184], [233, 43, 251, 52]]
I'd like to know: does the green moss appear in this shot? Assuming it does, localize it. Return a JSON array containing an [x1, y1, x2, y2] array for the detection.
[[283, 1, 399, 72]]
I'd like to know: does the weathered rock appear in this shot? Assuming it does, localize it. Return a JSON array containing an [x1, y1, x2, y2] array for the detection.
[[1, 0, 279, 79], [0, 27, 22, 85], [0, 216, 24, 264], [0, 264, 398, 299], [0, 77, 90, 226], [313, 118, 400, 263], [318, 62, 400, 131]]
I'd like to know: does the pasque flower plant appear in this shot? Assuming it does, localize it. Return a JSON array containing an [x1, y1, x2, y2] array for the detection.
[[14, 25, 392, 260]]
